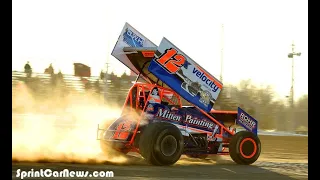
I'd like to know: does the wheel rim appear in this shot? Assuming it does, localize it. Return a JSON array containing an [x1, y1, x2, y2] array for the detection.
[[160, 135, 178, 156], [239, 138, 257, 159]]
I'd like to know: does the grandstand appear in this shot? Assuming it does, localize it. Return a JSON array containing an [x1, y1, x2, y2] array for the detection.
[[12, 71, 135, 105]]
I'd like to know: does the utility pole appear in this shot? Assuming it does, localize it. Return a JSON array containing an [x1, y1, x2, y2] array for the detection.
[[105, 61, 110, 76], [287, 42, 301, 131], [104, 60, 111, 104], [104, 60, 111, 83], [220, 24, 224, 83]]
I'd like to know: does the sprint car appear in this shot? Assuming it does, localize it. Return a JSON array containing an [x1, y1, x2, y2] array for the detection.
[[97, 23, 261, 166]]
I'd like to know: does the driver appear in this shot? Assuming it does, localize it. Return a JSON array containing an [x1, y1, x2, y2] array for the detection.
[[148, 87, 161, 104]]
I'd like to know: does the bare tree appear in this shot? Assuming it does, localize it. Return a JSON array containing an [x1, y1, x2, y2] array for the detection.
[[294, 95, 308, 129]]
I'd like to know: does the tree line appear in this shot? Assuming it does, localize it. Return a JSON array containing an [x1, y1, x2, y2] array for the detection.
[[214, 79, 308, 131]]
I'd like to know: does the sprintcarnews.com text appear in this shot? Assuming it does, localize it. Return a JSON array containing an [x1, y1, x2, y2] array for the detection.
[[15, 169, 114, 179]]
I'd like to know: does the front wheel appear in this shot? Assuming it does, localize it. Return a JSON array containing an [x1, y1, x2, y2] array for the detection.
[[139, 122, 184, 166], [229, 131, 261, 165]]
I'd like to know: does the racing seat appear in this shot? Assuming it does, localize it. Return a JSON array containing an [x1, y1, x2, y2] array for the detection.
[[139, 92, 145, 109], [139, 91, 150, 109]]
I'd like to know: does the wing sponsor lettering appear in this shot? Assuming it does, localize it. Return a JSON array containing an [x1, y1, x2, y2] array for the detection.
[[238, 112, 257, 130]]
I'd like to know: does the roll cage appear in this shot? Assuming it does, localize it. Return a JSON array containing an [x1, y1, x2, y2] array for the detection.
[[121, 82, 182, 116]]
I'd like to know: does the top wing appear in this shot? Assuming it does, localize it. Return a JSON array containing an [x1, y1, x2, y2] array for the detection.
[[111, 23, 223, 112], [111, 22, 158, 83]]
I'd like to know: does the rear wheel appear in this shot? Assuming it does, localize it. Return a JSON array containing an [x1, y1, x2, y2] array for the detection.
[[139, 122, 184, 166], [229, 131, 261, 165]]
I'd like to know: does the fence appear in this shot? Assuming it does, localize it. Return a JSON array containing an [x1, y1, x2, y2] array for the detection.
[[12, 71, 135, 106]]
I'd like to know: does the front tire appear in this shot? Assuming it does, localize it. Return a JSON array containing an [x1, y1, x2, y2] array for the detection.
[[139, 122, 184, 166], [229, 131, 261, 165]]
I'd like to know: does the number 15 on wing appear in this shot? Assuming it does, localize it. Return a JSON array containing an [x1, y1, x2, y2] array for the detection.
[[155, 48, 186, 74]]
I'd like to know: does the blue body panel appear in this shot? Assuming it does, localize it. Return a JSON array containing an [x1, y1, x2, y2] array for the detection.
[[105, 105, 259, 142], [144, 103, 219, 133]]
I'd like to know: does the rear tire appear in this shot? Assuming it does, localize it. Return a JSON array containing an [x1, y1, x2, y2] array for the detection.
[[139, 122, 184, 166], [229, 131, 261, 165]]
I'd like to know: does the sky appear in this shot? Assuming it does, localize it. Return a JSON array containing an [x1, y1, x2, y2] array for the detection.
[[12, 0, 308, 100]]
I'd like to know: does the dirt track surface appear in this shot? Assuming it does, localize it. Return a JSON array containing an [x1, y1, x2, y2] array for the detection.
[[12, 135, 308, 180]]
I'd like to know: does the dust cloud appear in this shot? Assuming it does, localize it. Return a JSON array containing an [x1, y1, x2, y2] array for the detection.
[[12, 82, 127, 164]]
